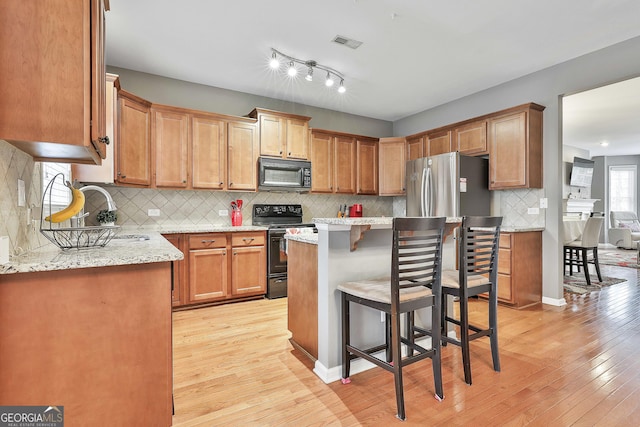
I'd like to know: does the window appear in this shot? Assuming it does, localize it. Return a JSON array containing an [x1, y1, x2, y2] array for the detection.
[[609, 165, 636, 213], [41, 163, 72, 214]]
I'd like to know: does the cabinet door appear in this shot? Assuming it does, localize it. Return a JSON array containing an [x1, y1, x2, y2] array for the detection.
[[228, 121, 258, 190], [379, 137, 406, 196], [231, 246, 266, 296], [455, 120, 488, 155], [334, 136, 356, 194], [427, 131, 452, 156], [406, 136, 424, 162], [189, 248, 228, 302], [259, 115, 284, 157], [488, 112, 527, 189], [163, 234, 184, 307], [285, 118, 309, 159], [192, 115, 226, 189], [357, 139, 378, 195], [310, 132, 334, 193], [153, 109, 189, 188], [117, 93, 152, 186], [0, 0, 105, 164]]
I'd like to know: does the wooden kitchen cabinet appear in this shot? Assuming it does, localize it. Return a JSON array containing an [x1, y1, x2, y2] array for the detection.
[[227, 120, 259, 191], [191, 114, 227, 189], [116, 90, 152, 186], [249, 108, 311, 160], [496, 231, 542, 308], [0, 0, 109, 164], [427, 130, 453, 156], [406, 135, 425, 161], [163, 233, 186, 307], [455, 120, 488, 155], [188, 234, 229, 303], [310, 131, 334, 193], [488, 103, 544, 189], [231, 232, 266, 296], [334, 136, 357, 194], [152, 107, 189, 188], [177, 231, 266, 308], [356, 137, 378, 195], [378, 137, 407, 196]]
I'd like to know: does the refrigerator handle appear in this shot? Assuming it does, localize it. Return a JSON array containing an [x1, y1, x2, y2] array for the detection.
[[426, 165, 434, 216], [421, 167, 427, 216]]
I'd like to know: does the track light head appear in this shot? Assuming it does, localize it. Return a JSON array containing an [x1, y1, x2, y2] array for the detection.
[[287, 61, 297, 77], [338, 79, 346, 93], [269, 51, 279, 69], [325, 72, 334, 87], [305, 67, 313, 81]]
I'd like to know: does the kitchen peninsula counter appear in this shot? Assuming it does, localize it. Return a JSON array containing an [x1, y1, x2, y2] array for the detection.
[[287, 217, 544, 384], [0, 230, 184, 425]]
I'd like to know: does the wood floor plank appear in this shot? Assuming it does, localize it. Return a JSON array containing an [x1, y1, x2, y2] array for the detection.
[[172, 263, 640, 425]]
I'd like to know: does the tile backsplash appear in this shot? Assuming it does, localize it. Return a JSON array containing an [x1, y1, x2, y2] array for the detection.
[[0, 139, 43, 255], [84, 187, 394, 227]]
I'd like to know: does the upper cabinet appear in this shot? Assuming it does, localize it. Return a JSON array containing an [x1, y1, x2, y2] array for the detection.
[[427, 130, 453, 156], [488, 104, 544, 190], [116, 91, 152, 186], [333, 136, 357, 194], [191, 114, 227, 190], [406, 135, 425, 162], [356, 138, 378, 195], [227, 120, 259, 191], [379, 137, 407, 196], [455, 120, 488, 156], [310, 131, 334, 193], [0, 0, 109, 164], [248, 108, 311, 160], [152, 106, 189, 188]]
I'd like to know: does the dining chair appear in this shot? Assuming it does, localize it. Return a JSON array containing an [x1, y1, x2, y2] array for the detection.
[[412, 216, 502, 385], [338, 216, 446, 421], [564, 216, 604, 286]]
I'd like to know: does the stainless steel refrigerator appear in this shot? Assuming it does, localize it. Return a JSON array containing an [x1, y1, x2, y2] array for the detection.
[[406, 152, 490, 217]]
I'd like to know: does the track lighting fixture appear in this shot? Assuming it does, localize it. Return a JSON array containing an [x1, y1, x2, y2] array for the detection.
[[268, 48, 346, 94]]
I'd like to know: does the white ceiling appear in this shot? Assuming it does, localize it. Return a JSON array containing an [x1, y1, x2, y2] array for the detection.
[[106, 0, 640, 152]]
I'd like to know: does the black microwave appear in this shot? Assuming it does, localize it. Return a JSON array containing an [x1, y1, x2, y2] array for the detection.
[[258, 157, 312, 192]]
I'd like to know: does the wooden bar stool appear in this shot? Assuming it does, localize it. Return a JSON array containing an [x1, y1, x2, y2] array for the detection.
[[413, 216, 502, 385], [338, 217, 446, 421]]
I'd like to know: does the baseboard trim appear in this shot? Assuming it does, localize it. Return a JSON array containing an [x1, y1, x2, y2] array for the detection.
[[542, 296, 566, 306]]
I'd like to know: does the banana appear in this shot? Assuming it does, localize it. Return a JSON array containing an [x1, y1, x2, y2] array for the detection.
[[45, 181, 86, 223]]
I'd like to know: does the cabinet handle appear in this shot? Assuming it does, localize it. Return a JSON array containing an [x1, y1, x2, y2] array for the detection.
[[98, 136, 110, 145], [229, 182, 233, 187], [242, 238, 255, 243], [233, 252, 237, 255], [288, 152, 291, 156], [182, 180, 187, 184], [279, 150, 283, 155], [201, 239, 216, 243], [219, 182, 223, 186]]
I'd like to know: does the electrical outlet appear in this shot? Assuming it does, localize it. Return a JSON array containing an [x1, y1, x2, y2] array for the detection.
[[17, 179, 25, 207], [528, 207, 540, 215], [218, 209, 229, 217], [147, 209, 160, 217], [539, 198, 548, 208]]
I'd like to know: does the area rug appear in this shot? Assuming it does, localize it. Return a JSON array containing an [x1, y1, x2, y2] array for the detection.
[[563, 275, 626, 294], [597, 248, 638, 268]]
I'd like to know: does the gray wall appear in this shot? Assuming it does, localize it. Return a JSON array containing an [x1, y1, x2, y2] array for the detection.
[[393, 35, 640, 303], [108, 66, 393, 138]]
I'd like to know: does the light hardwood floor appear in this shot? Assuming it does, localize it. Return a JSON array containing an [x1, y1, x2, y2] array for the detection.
[[172, 264, 640, 426]]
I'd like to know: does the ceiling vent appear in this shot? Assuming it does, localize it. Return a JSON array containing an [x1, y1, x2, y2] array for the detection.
[[332, 35, 363, 50]]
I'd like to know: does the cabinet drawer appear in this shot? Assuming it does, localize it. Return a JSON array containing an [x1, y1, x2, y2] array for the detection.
[[231, 232, 265, 247], [498, 248, 511, 275], [499, 233, 511, 249], [497, 273, 513, 302], [189, 234, 227, 249]]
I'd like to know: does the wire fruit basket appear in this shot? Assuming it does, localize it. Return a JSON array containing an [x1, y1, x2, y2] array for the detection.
[[40, 173, 119, 250]]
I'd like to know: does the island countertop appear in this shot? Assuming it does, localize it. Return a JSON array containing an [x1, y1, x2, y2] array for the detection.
[[0, 231, 183, 275]]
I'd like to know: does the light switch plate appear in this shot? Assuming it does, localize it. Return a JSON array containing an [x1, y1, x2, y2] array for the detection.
[[218, 209, 229, 217], [528, 207, 540, 215], [539, 198, 548, 208], [147, 209, 160, 217]]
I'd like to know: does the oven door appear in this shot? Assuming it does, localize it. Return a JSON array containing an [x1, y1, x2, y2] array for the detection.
[[267, 229, 287, 276]]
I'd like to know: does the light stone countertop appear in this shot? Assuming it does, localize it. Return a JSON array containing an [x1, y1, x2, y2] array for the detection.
[[1, 225, 271, 275], [285, 233, 319, 245], [311, 217, 544, 233]]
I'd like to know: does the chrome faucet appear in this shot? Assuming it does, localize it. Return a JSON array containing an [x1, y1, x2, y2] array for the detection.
[[72, 185, 117, 227]]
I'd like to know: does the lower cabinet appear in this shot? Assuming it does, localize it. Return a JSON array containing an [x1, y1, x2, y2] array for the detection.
[[496, 231, 542, 308], [166, 231, 266, 309]]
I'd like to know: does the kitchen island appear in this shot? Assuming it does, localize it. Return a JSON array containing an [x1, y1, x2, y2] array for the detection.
[[287, 218, 543, 384], [0, 232, 182, 426]]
